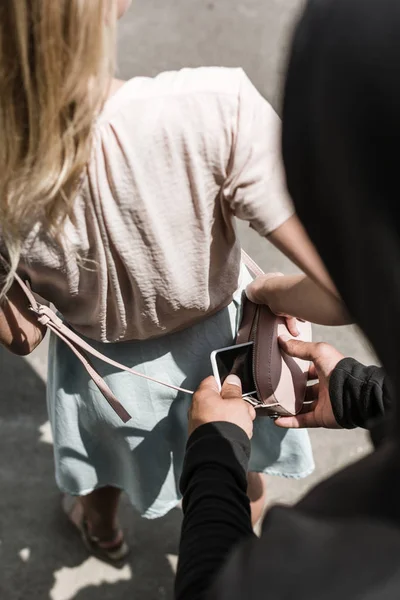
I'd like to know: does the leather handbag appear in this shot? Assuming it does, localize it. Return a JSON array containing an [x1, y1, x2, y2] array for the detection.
[[2, 250, 311, 422], [238, 252, 312, 417]]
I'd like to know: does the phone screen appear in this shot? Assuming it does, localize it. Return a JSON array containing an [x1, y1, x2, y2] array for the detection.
[[214, 342, 257, 397]]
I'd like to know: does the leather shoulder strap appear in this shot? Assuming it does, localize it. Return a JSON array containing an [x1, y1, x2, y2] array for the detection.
[[240, 249, 265, 277]]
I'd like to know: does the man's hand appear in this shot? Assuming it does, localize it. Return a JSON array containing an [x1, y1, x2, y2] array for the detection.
[[188, 375, 256, 439], [275, 336, 345, 429]]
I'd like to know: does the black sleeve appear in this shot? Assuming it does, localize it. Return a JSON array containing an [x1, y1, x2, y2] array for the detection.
[[329, 357, 393, 429], [205, 439, 400, 600], [175, 422, 255, 600], [177, 435, 400, 600]]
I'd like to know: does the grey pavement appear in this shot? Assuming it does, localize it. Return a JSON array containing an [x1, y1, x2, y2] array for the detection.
[[0, 2, 373, 599]]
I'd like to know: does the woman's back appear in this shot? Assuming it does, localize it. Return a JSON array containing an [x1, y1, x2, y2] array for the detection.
[[0, 0, 315, 556], [18, 67, 292, 342]]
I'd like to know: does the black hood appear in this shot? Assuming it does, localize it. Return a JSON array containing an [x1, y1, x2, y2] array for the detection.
[[282, 0, 400, 431]]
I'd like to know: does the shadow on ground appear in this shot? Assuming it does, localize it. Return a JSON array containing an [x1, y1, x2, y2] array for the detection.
[[0, 347, 181, 600]]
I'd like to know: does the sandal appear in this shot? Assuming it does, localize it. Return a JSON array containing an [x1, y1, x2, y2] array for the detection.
[[62, 494, 130, 563]]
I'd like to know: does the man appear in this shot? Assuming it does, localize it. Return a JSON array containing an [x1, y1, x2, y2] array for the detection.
[[175, 0, 400, 598]]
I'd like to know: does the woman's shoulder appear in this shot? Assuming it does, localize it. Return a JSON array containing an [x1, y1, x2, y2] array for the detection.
[[147, 66, 247, 96], [99, 67, 248, 123]]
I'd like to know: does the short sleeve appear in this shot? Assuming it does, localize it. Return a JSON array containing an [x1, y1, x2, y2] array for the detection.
[[223, 71, 295, 236]]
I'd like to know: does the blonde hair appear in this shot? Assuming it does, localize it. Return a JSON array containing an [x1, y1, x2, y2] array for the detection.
[[0, 0, 116, 292]]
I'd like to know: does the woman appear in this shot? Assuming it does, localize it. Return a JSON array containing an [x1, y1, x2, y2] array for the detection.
[[0, 0, 346, 561]]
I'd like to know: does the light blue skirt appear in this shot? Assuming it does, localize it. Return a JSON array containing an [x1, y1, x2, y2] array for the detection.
[[47, 272, 314, 519]]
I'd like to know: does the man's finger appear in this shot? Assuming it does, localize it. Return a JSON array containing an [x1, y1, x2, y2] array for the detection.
[[274, 411, 317, 429], [308, 363, 318, 380], [279, 336, 319, 362], [305, 383, 319, 402], [196, 376, 220, 393], [248, 405, 256, 421], [221, 374, 243, 400], [285, 316, 300, 337]]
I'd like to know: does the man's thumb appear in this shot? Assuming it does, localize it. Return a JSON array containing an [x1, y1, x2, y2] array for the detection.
[[278, 335, 315, 361], [221, 374, 243, 399]]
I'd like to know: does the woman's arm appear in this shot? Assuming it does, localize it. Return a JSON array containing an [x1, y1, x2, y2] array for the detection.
[[267, 214, 338, 297], [0, 281, 46, 355], [247, 214, 351, 325], [248, 273, 351, 326]]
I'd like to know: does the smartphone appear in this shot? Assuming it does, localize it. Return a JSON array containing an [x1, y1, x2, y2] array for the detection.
[[210, 341, 257, 398]]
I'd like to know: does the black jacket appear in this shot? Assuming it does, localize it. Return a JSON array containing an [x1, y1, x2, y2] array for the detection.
[[175, 359, 394, 600], [330, 358, 392, 443], [175, 0, 400, 592]]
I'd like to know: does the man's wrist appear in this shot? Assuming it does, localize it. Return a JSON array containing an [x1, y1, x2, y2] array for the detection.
[[187, 421, 251, 452]]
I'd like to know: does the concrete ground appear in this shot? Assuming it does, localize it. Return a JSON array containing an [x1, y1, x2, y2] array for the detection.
[[0, 1, 374, 599]]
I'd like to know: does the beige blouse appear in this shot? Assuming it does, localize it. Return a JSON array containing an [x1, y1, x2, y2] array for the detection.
[[17, 67, 294, 342]]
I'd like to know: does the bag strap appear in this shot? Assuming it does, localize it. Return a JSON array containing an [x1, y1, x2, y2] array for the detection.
[[1, 250, 263, 422], [240, 249, 265, 277]]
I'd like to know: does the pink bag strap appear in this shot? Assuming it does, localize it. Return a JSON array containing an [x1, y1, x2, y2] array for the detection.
[[2, 249, 263, 422], [240, 249, 265, 278]]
